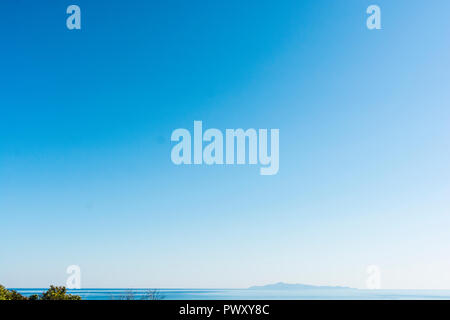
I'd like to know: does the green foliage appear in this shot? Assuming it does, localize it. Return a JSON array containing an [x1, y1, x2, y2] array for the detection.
[[0, 284, 81, 300], [0, 285, 28, 300], [40, 286, 81, 300], [0, 285, 10, 300]]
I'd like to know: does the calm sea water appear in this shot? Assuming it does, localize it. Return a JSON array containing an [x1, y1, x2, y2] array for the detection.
[[12, 288, 450, 300]]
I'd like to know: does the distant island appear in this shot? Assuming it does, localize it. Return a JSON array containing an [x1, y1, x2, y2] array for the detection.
[[248, 282, 353, 290]]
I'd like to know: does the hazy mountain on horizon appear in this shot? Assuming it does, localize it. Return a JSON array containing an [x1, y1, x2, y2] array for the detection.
[[248, 282, 353, 290]]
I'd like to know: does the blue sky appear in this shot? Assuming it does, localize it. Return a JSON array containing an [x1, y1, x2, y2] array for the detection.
[[1, 0, 450, 289]]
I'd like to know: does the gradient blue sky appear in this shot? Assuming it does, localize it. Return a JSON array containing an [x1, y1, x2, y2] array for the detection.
[[1, 0, 450, 289]]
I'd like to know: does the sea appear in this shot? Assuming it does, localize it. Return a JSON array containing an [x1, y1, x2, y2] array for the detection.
[[11, 288, 450, 300]]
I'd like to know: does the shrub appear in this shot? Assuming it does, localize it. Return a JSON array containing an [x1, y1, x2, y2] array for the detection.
[[0, 285, 81, 300], [40, 286, 81, 300], [0, 285, 28, 300]]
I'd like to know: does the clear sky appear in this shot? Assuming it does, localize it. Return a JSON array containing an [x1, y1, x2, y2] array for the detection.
[[1, 0, 450, 289]]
